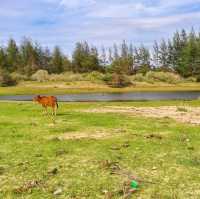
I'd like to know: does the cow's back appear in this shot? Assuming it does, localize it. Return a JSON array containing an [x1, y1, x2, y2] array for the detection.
[[39, 96, 56, 107]]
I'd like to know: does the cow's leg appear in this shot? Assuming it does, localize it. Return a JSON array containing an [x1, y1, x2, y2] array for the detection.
[[55, 107, 57, 116], [44, 106, 48, 115], [42, 106, 46, 115], [52, 106, 57, 116]]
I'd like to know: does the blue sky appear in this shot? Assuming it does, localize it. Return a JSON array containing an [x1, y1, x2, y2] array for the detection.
[[0, 0, 200, 54]]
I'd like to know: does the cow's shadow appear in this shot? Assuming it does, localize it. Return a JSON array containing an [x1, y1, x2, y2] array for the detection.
[[56, 112, 72, 116]]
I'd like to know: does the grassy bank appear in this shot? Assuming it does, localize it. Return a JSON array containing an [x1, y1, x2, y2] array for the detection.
[[0, 100, 200, 198], [1, 81, 200, 96]]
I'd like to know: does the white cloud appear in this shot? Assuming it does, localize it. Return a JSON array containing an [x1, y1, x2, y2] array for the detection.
[[88, 2, 158, 18], [86, 0, 200, 19], [159, 0, 200, 8], [1, 0, 200, 53], [123, 12, 200, 29], [60, 0, 96, 9]]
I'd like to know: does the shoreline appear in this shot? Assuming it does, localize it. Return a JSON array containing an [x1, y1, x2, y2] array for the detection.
[[1, 82, 200, 96]]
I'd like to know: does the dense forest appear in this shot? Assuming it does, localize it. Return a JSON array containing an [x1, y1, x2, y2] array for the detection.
[[1, 28, 200, 86]]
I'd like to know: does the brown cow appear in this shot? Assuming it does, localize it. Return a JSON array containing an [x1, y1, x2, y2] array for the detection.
[[33, 95, 58, 116]]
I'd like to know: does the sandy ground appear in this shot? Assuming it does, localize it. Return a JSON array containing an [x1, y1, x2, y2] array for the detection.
[[84, 106, 200, 125], [48, 129, 121, 140]]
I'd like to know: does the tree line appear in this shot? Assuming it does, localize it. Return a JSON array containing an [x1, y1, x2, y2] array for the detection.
[[1, 28, 200, 78]]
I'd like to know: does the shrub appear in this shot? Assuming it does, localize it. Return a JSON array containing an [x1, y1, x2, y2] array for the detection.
[[84, 71, 104, 82], [102, 73, 113, 83], [131, 73, 146, 82], [184, 76, 196, 82], [65, 72, 84, 81], [48, 72, 84, 82], [11, 72, 28, 81], [146, 71, 182, 84], [0, 70, 17, 87], [137, 65, 151, 75], [106, 73, 132, 88], [196, 75, 200, 82], [31, 70, 49, 82], [48, 73, 66, 81]]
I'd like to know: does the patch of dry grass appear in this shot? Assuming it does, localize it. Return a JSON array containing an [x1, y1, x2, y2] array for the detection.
[[84, 105, 200, 125]]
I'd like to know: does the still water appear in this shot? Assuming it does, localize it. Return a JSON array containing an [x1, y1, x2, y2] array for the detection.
[[0, 91, 200, 101]]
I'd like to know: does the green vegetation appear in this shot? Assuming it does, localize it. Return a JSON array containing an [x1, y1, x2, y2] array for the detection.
[[0, 70, 17, 87], [0, 100, 200, 198], [0, 70, 200, 96], [1, 29, 200, 87], [1, 80, 200, 96]]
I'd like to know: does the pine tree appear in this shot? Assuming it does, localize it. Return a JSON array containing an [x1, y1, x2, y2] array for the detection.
[[0, 47, 7, 71], [167, 39, 174, 68], [19, 38, 40, 75], [6, 38, 19, 72], [113, 43, 119, 60], [72, 42, 100, 73], [159, 39, 168, 67], [172, 31, 182, 69], [128, 43, 134, 58], [134, 45, 151, 74], [121, 40, 128, 59], [50, 46, 64, 74], [62, 56, 72, 71], [108, 48, 113, 64], [153, 41, 159, 67], [39, 47, 51, 72], [179, 29, 198, 77], [180, 29, 187, 47], [100, 46, 107, 67]]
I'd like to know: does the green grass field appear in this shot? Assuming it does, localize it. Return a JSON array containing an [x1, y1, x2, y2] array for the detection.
[[0, 100, 200, 198]]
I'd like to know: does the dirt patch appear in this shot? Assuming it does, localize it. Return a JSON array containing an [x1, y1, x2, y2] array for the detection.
[[13, 180, 43, 194], [144, 134, 163, 139], [49, 130, 117, 140], [84, 106, 200, 125]]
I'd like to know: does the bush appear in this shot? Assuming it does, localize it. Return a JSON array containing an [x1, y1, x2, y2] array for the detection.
[[102, 73, 113, 83], [137, 65, 151, 75], [31, 70, 49, 82], [184, 76, 197, 82], [0, 71, 17, 87], [48, 73, 66, 81], [11, 72, 28, 81], [131, 73, 146, 82], [196, 75, 200, 82], [105, 73, 132, 88], [64, 72, 84, 82], [84, 71, 104, 82], [145, 71, 182, 84], [48, 72, 84, 82]]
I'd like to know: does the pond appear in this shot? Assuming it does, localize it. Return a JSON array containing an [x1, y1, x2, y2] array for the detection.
[[1, 91, 200, 101]]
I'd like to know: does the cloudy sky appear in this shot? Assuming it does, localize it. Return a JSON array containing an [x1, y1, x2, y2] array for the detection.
[[0, 0, 200, 54]]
